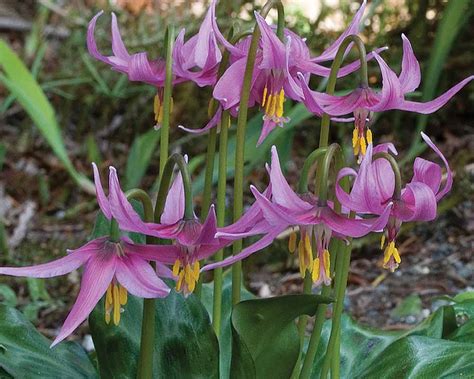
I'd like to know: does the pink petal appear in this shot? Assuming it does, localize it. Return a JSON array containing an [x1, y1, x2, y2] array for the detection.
[[257, 119, 277, 146], [178, 106, 222, 134], [397, 76, 474, 114], [369, 53, 403, 112], [87, 11, 112, 66], [251, 185, 300, 226], [92, 163, 112, 219], [420, 132, 453, 200], [108, 167, 154, 235], [194, 2, 222, 68], [269, 146, 313, 211], [411, 157, 441, 194], [321, 203, 392, 237], [123, 242, 180, 265], [196, 205, 218, 245], [115, 255, 170, 298], [312, 0, 366, 63], [254, 12, 286, 70], [201, 228, 282, 272], [398, 34, 420, 93], [156, 263, 176, 279], [0, 238, 102, 278], [128, 52, 165, 85], [161, 170, 185, 225], [110, 13, 130, 60], [51, 253, 116, 347], [213, 57, 248, 109], [396, 182, 437, 222]]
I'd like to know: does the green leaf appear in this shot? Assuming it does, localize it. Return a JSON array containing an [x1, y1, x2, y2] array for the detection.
[[0, 285, 17, 307], [231, 294, 332, 379], [390, 294, 422, 318], [356, 336, 474, 378], [125, 129, 161, 189], [0, 305, 97, 378], [0, 40, 94, 194], [89, 291, 219, 378]]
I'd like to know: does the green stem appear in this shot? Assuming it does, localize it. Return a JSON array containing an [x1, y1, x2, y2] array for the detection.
[[126, 189, 154, 222], [318, 144, 343, 205], [213, 110, 230, 335], [201, 128, 217, 220], [137, 25, 174, 379], [232, 0, 282, 306], [320, 242, 352, 379], [297, 147, 328, 193], [158, 26, 174, 179]]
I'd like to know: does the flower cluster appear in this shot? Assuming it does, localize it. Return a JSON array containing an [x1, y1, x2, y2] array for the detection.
[[1, 0, 469, 348]]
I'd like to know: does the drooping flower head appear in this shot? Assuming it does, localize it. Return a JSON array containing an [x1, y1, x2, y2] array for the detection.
[[106, 159, 230, 296], [335, 133, 452, 271], [0, 165, 173, 346], [300, 35, 474, 161], [205, 146, 392, 286], [210, 0, 372, 145]]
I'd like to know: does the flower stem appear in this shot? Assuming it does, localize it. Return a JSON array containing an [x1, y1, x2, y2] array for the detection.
[[298, 34, 367, 379], [232, 0, 282, 306], [137, 25, 174, 379], [213, 110, 230, 335], [319, 241, 352, 379]]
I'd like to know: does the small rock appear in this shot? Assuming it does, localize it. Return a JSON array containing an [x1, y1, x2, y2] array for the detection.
[[259, 284, 272, 298], [82, 334, 94, 352]]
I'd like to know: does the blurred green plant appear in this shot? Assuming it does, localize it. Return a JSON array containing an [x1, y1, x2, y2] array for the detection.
[[0, 40, 94, 194]]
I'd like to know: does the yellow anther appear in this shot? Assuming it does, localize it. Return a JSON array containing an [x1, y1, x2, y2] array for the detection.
[[193, 261, 200, 280], [106, 284, 113, 305], [288, 232, 297, 253], [269, 94, 277, 117], [393, 247, 401, 264], [352, 128, 358, 148], [366, 128, 373, 145], [383, 241, 401, 272], [360, 136, 367, 156], [304, 235, 312, 258], [380, 234, 386, 250], [276, 89, 284, 118], [172, 259, 181, 277], [119, 285, 127, 306], [105, 307, 111, 325], [262, 86, 268, 107], [312, 258, 320, 283], [265, 94, 273, 114], [176, 271, 185, 292], [113, 284, 120, 326], [353, 139, 360, 157], [153, 94, 160, 117], [323, 250, 331, 279]]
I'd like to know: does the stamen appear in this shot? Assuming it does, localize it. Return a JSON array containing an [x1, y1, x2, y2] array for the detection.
[[312, 258, 320, 283], [113, 284, 120, 325], [380, 234, 386, 250], [262, 86, 268, 107], [192, 261, 200, 280], [119, 284, 127, 306], [383, 241, 401, 272], [288, 232, 297, 253], [276, 89, 284, 118], [172, 259, 181, 277], [352, 127, 358, 149], [366, 128, 373, 145], [323, 249, 331, 279], [176, 271, 185, 292], [265, 94, 273, 115], [268, 94, 277, 117], [154, 94, 160, 122], [360, 135, 367, 156]]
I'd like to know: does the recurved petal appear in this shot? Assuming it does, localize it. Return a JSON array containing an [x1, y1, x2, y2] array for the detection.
[[92, 163, 112, 219], [87, 11, 112, 65], [161, 170, 185, 225], [108, 167, 153, 235], [123, 241, 180, 265], [194, 1, 222, 68], [398, 34, 421, 94], [178, 106, 222, 134], [0, 238, 103, 278], [213, 58, 248, 109], [128, 52, 166, 85], [420, 132, 453, 200], [110, 13, 130, 60], [51, 253, 116, 347], [397, 181, 437, 222], [254, 11, 286, 70], [116, 255, 170, 298], [397, 76, 474, 114], [370, 53, 403, 112], [312, 0, 366, 63], [269, 146, 312, 211], [201, 228, 283, 272], [196, 205, 218, 245], [411, 157, 441, 194]]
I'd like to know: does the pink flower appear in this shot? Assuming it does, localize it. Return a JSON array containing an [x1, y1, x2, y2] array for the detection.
[[203, 146, 391, 285], [208, 1, 376, 145], [300, 34, 474, 160], [336, 133, 452, 271], [0, 164, 173, 346], [106, 160, 230, 296]]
